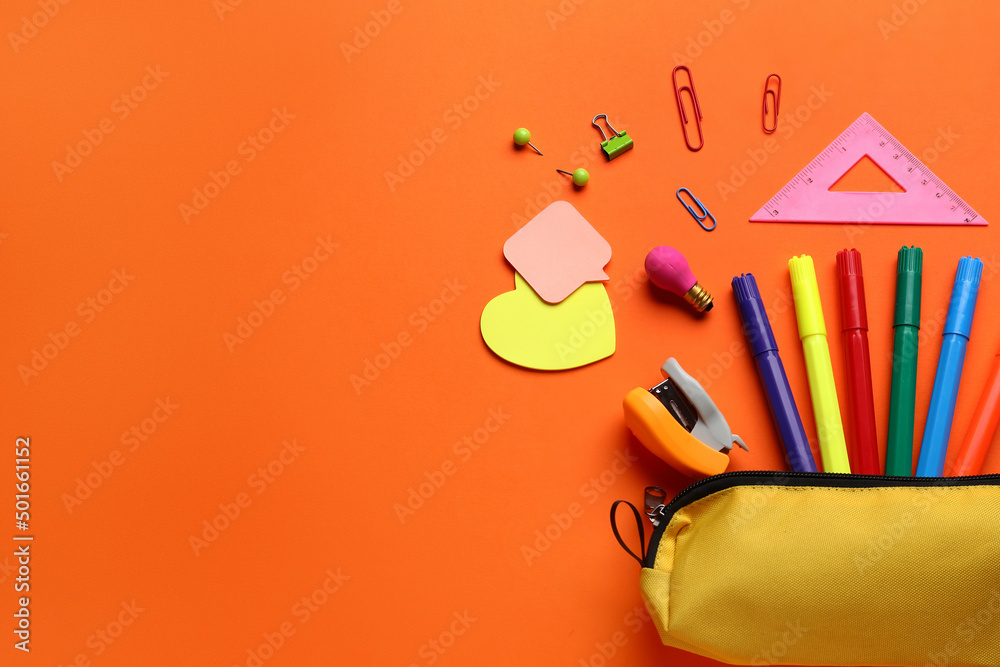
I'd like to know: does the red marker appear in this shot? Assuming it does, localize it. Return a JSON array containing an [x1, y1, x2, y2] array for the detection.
[[837, 249, 880, 474]]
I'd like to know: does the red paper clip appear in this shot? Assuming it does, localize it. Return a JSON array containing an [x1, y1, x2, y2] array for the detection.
[[672, 66, 703, 152], [762, 74, 781, 134]]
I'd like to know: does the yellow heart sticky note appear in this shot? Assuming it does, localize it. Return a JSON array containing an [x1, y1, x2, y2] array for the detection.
[[480, 272, 615, 370]]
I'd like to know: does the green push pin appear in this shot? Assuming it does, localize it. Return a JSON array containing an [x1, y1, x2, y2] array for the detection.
[[557, 168, 589, 187], [513, 128, 543, 155]]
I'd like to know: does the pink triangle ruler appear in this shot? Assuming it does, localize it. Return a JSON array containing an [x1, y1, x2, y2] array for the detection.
[[750, 113, 986, 226]]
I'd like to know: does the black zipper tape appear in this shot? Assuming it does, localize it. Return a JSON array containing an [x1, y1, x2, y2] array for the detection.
[[643, 470, 1000, 568]]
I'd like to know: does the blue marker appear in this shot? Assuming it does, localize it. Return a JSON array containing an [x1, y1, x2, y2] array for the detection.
[[915, 256, 983, 477]]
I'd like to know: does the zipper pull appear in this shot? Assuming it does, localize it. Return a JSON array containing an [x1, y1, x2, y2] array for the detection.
[[644, 486, 668, 526]]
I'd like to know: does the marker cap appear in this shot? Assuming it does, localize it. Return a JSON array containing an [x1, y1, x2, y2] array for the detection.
[[788, 254, 826, 338], [944, 256, 983, 338], [837, 249, 868, 331], [732, 273, 778, 356], [893, 246, 922, 329]]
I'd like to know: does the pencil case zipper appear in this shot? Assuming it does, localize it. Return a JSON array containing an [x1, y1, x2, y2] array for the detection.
[[643, 470, 1000, 568]]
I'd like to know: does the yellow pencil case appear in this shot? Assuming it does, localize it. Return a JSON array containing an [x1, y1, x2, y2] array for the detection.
[[611, 471, 1000, 666]]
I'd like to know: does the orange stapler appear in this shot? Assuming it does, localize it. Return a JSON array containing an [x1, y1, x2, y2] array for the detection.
[[623, 357, 748, 478]]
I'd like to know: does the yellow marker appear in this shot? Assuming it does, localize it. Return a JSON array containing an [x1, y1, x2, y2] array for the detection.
[[788, 255, 851, 473]]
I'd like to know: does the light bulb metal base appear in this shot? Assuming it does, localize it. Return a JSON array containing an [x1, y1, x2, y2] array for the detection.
[[684, 282, 713, 312]]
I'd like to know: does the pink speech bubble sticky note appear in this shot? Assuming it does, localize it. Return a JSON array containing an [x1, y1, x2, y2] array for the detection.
[[503, 201, 611, 304]]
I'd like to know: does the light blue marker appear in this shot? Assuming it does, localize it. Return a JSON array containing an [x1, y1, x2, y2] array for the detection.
[[916, 256, 983, 477]]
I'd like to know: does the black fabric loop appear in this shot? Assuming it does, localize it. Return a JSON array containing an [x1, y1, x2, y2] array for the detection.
[[610, 500, 646, 566]]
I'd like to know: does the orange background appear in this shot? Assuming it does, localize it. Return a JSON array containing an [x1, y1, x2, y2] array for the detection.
[[3, 0, 1000, 665]]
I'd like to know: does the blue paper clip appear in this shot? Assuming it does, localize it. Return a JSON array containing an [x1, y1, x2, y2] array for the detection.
[[676, 188, 717, 231]]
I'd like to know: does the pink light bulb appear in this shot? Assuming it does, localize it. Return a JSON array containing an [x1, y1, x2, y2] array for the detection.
[[644, 246, 713, 312]]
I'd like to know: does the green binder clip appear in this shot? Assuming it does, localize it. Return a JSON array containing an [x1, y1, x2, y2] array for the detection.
[[593, 113, 633, 160]]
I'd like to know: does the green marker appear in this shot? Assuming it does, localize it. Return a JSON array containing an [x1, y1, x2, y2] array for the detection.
[[885, 246, 922, 476]]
